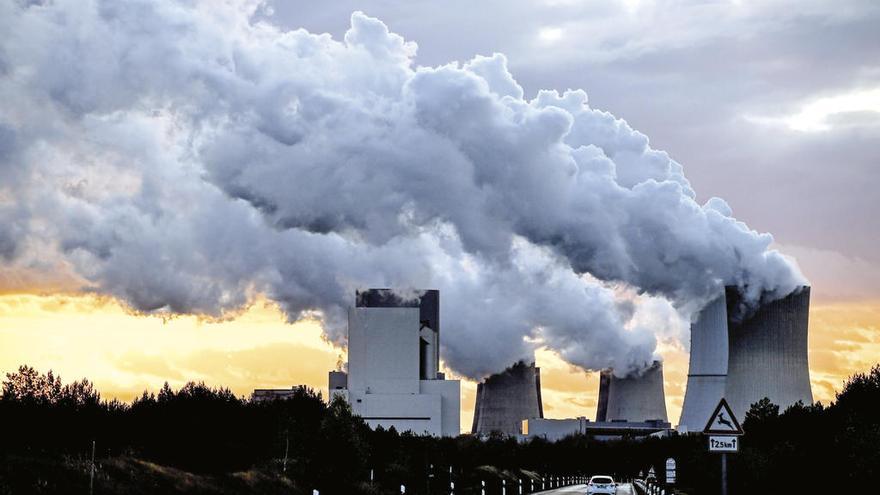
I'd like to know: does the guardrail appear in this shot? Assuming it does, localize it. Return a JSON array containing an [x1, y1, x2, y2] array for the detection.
[[633, 478, 670, 495], [311, 475, 591, 494]]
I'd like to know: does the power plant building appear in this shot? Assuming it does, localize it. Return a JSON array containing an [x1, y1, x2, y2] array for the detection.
[[328, 289, 460, 437], [472, 361, 544, 436], [677, 285, 813, 431], [523, 417, 670, 442], [526, 362, 671, 442], [511, 361, 673, 442], [251, 387, 305, 402]]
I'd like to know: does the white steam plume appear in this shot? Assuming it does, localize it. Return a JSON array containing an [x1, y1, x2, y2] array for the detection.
[[0, 1, 805, 379]]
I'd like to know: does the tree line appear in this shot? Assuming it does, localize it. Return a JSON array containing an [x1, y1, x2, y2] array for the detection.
[[1, 363, 878, 494]]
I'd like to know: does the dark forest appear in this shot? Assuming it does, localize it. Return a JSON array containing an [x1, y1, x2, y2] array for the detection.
[[2, 364, 878, 494]]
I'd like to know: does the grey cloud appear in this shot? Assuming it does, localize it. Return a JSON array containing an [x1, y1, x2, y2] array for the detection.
[[0, 223, 19, 261], [0, 2, 807, 378]]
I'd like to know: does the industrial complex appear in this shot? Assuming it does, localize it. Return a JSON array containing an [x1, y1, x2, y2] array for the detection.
[[521, 361, 671, 442], [251, 284, 813, 440]]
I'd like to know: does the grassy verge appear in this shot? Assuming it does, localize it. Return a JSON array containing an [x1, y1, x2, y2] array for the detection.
[[0, 453, 300, 495]]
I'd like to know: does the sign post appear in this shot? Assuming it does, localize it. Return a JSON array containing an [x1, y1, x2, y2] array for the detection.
[[665, 458, 676, 485], [703, 398, 744, 495]]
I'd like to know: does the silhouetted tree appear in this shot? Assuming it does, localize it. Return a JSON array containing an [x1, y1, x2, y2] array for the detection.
[[2, 365, 63, 404]]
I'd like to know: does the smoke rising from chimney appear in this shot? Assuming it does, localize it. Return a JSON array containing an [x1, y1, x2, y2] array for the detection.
[[0, 2, 805, 379]]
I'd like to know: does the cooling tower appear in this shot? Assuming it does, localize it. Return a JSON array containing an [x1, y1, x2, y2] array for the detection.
[[677, 294, 729, 432], [601, 361, 668, 422], [471, 361, 544, 436], [725, 286, 813, 419]]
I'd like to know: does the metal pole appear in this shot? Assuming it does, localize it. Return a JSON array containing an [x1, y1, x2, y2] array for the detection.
[[448, 466, 453, 495], [721, 453, 728, 495], [282, 434, 289, 473], [89, 440, 95, 495]]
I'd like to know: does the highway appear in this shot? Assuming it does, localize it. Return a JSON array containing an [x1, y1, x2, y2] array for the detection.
[[537, 483, 636, 495]]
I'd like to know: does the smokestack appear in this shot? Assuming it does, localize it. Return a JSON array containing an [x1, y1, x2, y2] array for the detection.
[[678, 294, 729, 432], [601, 361, 668, 422], [472, 362, 543, 436], [724, 286, 813, 419], [596, 370, 612, 422]]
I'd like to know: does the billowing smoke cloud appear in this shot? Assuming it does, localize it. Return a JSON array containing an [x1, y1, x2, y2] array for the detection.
[[0, 1, 805, 379]]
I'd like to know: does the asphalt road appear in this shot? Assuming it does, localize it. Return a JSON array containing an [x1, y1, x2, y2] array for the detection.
[[536, 483, 635, 495]]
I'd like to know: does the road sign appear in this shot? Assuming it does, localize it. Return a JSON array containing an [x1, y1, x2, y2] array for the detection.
[[703, 398, 744, 435], [665, 458, 676, 484], [709, 436, 739, 452]]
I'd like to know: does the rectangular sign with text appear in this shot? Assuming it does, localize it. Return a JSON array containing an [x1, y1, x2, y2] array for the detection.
[[709, 435, 739, 452]]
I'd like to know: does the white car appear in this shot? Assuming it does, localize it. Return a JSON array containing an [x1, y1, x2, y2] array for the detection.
[[586, 475, 617, 495]]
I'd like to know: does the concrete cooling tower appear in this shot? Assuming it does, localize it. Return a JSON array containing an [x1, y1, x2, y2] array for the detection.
[[724, 286, 813, 419], [597, 361, 668, 423], [677, 294, 729, 432], [471, 362, 543, 436]]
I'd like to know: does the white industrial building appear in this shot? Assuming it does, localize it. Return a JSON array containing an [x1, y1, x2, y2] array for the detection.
[[328, 289, 460, 437], [522, 417, 671, 442]]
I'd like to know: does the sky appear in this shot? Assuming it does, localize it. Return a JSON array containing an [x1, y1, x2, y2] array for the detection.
[[1, 0, 879, 433]]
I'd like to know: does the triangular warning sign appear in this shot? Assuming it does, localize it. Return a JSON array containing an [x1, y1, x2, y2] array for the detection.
[[703, 398, 744, 435]]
